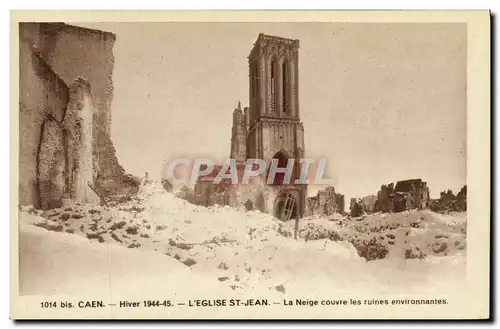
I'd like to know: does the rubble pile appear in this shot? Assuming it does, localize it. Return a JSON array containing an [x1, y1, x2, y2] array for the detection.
[[280, 210, 466, 261], [429, 186, 467, 213], [19, 181, 467, 294]]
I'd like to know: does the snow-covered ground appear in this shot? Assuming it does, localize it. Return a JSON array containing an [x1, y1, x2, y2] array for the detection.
[[18, 182, 467, 297]]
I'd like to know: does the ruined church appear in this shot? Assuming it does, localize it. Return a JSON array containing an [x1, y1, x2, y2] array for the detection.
[[196, 34, 307, 221]]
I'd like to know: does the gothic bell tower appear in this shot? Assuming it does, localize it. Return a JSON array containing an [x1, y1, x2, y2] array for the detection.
[[246, 33, 306, 219], [246, 33, 305, 163]]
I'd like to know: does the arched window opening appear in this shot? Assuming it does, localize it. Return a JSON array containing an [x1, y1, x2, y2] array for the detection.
[[269, 150, 289, 186], [271, 58, 277, 111], [282, 60, 289, 113]]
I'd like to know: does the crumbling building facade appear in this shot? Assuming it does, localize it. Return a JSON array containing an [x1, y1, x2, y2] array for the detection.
[[429, 185, 467, 213], [307, 186, 345, 216], [361, 195, 377, 213], [374, 178, 430, 213], [19, 23, 139, 210]]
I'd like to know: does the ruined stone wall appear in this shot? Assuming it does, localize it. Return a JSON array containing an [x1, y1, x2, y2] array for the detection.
[[19, 40, 68, 208], [307, 186, 344, 216], [19, 23, 139, 197], [375, 183, 395, 213], [19, 42, 101, 209], [361, 195, 377, 213], [374, 180, 431, 213], [336, 194, 345, 214], [63, 79, 100, 204], [430, 186, 466, 212], [260, 121, 298, 165]]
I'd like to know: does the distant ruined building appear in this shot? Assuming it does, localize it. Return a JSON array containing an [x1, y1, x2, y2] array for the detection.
[[429, 185, 467, 213], [361, 195, 377, 213], [19, 23, 139, 210], [195, 33, 309, 221], [307, 186, 345, 216], [349, 198, 364, 217], [374, 179, 430, 213], [353, 179, 465, 215]]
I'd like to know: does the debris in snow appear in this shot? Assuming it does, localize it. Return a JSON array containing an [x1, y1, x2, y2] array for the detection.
[[111, 233, 123, 243], [169, 239, 193, 250], [218, 262, 229, 270], [275, 284, 286, 293], [18, 181, 467, 293], [183, 258, 197, 267], [156, 224, 167, 231], [86, 232, 101, 240], [34, 221, 63, 232], [125, 226, 138, 235], [352, 237, 389, 261], [432, 242, 448, 254], [110, 221, 127, 230], [59, 213, 71, 221], [20, 205, 38, 215]]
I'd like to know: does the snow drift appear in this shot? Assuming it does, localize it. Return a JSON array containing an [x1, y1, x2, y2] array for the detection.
[[18, 182, 467, 296]]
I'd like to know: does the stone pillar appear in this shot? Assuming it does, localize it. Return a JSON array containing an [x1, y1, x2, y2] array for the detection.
[[259, 59, 266, 117], [265, 57, 271, 115], [248, 60, 255, 125], [64, 78, 100, 205], [262, 124, 271, 164], [296, 123, 305, 151], [294, 51, 300, 119], [38, 119, 66, 210], [277, 59, 283, 117], [257, 127, 262, 159], [289, 59, 296, 117]]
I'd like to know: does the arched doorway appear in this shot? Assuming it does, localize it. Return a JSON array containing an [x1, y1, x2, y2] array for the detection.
[[274, 193, 297, 221]]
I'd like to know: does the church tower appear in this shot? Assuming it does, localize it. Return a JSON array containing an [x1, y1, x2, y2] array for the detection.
[[229, 101, 247, 163], [246, 33, 306, 219]]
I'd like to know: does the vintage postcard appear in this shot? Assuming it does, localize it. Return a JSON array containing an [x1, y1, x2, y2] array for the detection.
[[10, 10, 490, 320]]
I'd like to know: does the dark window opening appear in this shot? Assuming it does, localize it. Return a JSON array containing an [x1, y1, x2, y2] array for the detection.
[[269, 151, 289, 186], [282, 60, 288, 113], [271, 58, 277, 111]]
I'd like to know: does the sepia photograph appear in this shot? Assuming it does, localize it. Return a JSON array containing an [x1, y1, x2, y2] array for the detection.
[[10, 10, 490, 320]]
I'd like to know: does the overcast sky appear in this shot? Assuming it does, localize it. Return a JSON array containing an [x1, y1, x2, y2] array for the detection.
[[78, 22, 466, 200]]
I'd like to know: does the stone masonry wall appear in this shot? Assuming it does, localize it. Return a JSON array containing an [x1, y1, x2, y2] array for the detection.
[[63, 78, 100, 204], [19, 23, 139, 209], [19, 40, 68, 208], [19, 23, 139, 198]]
